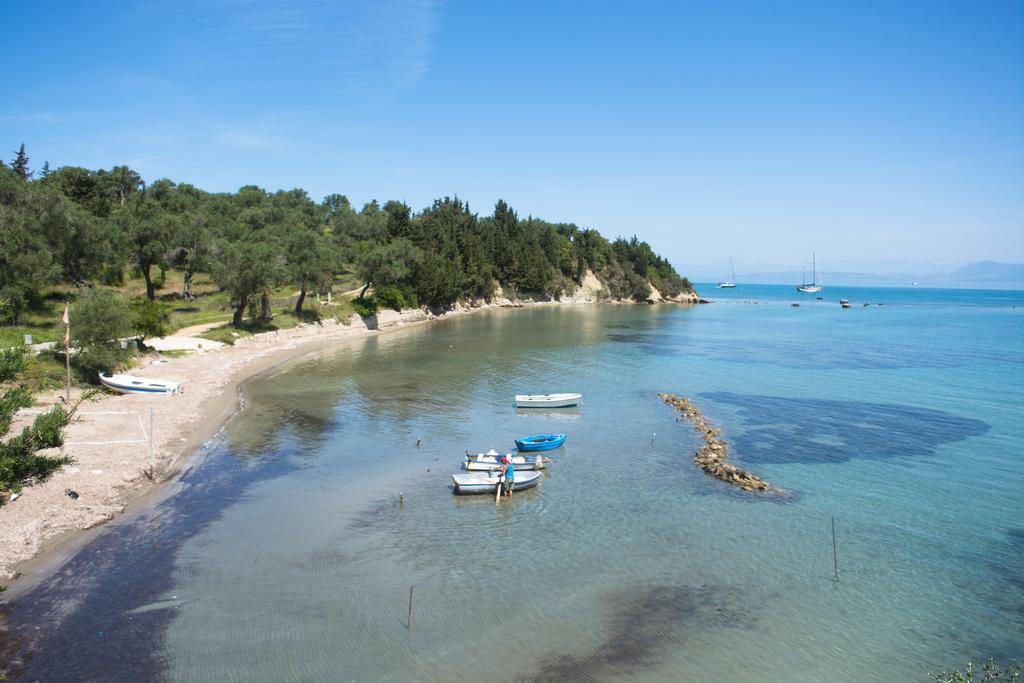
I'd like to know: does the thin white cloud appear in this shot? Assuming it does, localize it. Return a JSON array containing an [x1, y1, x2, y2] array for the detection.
[[153, 0, 441, 91]]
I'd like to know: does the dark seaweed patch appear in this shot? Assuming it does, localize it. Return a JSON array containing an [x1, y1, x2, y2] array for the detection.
[[525, 584, 750, 682], [0, 446, 297, 682], [700, 392, 988, 465]]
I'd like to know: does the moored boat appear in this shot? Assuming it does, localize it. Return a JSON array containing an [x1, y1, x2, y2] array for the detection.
[[796, 253, 824, 293], [514, 433, 567, 451], [99, 373, 183, 395], [514, 393, 582, 408], [464, 449, 546, 471], [717, 257, 738, 288], [452, 470, 542, 495]]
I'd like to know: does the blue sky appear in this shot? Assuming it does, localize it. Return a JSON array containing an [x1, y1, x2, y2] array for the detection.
[[3, 0, 1022, 275]]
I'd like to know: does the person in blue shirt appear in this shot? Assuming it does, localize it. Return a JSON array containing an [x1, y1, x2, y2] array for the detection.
[[500, 455, 515, 498]]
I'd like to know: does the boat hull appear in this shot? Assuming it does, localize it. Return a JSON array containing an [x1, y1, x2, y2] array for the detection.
[[452, 470, 542, 495], [464, 453, 546, 471], [796, 285, 822, 293], [514, 433, 567, 451], [99, 373, 182, 395], [514, 393, 581, 408]]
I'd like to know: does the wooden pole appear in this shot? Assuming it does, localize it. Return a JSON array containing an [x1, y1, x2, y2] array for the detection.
[[406, 585, 414, 629], [149, 407, 155, 479], [64, 304, 71, 404], [831, 517, 839, 582]]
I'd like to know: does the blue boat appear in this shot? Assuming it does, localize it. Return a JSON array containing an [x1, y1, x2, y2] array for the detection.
[[514, 433, 567, 452]]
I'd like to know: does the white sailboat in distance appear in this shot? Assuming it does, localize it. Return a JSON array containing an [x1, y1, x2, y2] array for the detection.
[[796, 254, 823, 293], [717, 258, 737, 288]]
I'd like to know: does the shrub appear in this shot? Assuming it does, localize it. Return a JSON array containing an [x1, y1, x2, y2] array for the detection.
[[374, 284, 418, 311], [352, 297, 377, 317], [0, 396, 76, 501], [0, 348, 27, 383], [99, 264, 125, 286], [0, 287, 28, 324], [133, 299, 171, 343], [71, 289, 134, 378], [929, 658, 1023, 682]]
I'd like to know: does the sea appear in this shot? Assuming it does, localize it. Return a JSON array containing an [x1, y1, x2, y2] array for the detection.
[[3, 284, 1023, 682]]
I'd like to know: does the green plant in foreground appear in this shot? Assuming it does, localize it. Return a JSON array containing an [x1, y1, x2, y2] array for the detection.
[[0, 391, 90, 503], [930, 659, 1023, 682], [0, 348, 27, 382]]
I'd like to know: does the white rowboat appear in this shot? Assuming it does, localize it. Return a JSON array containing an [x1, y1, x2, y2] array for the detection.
[[99, 373, 183, 396], [514, 393, 582, 408], [452, 470, 543, 495], [464, 449, 546, 472]]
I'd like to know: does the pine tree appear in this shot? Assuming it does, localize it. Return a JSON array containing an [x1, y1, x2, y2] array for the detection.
[[40, 161, 50, 179], [11, 143, 32, 180]]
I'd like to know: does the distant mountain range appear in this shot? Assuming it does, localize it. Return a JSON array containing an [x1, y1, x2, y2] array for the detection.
[[697, 261, 1024, 289]]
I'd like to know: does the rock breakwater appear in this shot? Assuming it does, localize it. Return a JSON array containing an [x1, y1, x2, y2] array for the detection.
[[658, 393, 779, 493]]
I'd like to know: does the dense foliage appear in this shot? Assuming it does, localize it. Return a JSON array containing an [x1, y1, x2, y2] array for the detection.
[[1, 145, 692, 323], [0, 386, 76, 502], [929, 659, 1022, 682]]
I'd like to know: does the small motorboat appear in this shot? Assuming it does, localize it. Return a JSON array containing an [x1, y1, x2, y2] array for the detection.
[[514, 433, 566, 451], [514, 393, 582, 408], [99, 373, 183, 395], [452, 470, 543, 495], [464, 449, 546, 472], [840, 298, 851, 309]]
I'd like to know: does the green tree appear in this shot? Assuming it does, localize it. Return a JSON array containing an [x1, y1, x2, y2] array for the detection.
[[120, 183, 175, 300], [355, 238, 421, 299], [71, 289, 134, 376], [0, 167, 60, 321], [133, 299, 171, 344], [10, 143, 31, 181], [107, 165, 143, 206], [212, 239, 282, 326], [287, 229, 336, 315]]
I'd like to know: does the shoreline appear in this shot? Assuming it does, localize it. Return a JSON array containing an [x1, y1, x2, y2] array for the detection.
[[1, 294, 697, 594]]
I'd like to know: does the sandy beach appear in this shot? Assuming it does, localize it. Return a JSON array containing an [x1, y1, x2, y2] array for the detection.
[[0, 308, 442, 586], [1, 284, 698, 590]]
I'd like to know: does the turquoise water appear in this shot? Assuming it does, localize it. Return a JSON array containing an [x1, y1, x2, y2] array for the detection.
[[5, 290, 1024, 682]]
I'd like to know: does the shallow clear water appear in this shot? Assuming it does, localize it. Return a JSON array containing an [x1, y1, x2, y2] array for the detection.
[[6, 292, 1024, 682]]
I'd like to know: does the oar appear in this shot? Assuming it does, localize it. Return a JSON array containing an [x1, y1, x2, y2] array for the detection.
[[495, 471, 502, 506]]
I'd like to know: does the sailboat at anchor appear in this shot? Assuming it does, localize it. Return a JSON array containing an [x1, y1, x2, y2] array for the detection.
[[717, 258, 737, 288], [797, 254, 823, 293]]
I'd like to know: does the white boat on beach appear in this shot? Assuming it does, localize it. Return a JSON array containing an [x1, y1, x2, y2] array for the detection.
[[452, 470, 543, 495], [514, 393, 582, 408], [99, 373, 183, 396], [464, 449, 546, 472]]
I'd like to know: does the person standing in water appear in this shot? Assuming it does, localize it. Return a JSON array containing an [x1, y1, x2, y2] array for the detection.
[[500, 455, 515, 498]]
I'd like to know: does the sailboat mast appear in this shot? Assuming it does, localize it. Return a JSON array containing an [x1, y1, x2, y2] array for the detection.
[[812, 253, 817, 285]]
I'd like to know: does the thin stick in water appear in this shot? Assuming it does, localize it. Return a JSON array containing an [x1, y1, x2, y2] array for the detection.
[[407, 585, 414, 629], [831, 517, 839, 582]]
